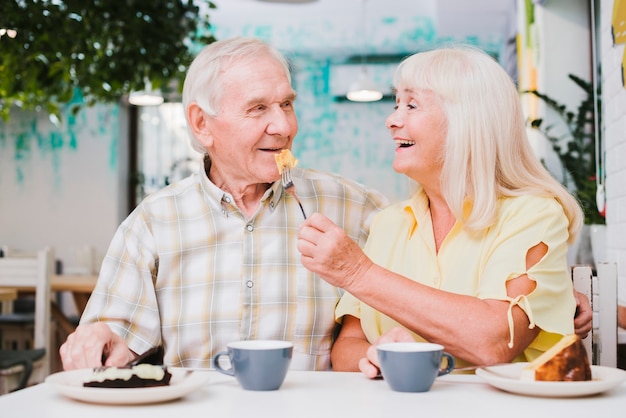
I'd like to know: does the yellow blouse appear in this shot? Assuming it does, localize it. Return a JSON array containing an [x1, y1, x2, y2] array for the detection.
[[335, 188, 576, 367]]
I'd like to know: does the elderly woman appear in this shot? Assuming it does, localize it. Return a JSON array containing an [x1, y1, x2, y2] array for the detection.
[[297, 45, 585, 376]]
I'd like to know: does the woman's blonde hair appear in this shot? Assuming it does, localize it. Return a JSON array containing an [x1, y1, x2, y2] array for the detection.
[[393, 45, 583, 243], [182, 37, 292, 153]]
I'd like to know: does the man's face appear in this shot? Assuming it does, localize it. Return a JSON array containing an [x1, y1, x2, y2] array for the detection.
[[203, 55, 298, 188]]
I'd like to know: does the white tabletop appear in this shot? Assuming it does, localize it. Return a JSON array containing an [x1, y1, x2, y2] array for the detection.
[[1, 370, 624, 417]]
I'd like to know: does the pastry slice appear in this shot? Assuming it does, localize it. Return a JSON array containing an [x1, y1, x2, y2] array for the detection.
[[275, 149, 298, 174], [521, 334, 591, 381]]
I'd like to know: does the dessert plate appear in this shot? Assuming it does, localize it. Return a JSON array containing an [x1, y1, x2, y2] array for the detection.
[[45, 367, 210, 404], [476, 363, 626, 397]]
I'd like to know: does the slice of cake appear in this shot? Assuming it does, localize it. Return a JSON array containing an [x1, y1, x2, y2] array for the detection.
[[521, 334, 592, 381], [83, 364, 172, 388], [275, 149, 298, 174]]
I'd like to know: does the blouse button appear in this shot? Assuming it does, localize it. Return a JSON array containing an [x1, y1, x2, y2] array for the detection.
[[246, 280, 254, 288], [246, 224, 254, 232], [223, 196, 231, 203]]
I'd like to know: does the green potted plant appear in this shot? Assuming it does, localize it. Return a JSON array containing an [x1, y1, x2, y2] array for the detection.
[[524, 74, 605, 226], [0, 1, 216, 122]]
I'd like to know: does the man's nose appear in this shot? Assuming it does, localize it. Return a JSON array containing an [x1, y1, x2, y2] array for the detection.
[[266, 107, 294, 136]]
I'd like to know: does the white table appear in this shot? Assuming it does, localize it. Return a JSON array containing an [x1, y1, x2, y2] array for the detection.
[[0, 370, 624, 417]]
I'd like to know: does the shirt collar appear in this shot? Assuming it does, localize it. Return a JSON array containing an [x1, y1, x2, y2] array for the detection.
[[402, 186, 429, 238], [197, 161, 280, 216], [401, 185, 472, 238]]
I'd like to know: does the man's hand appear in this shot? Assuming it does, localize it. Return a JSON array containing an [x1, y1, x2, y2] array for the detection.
[[59, 323, 135, 370]]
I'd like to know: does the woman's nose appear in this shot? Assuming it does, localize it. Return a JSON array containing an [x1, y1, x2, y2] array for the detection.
[[386, 111, 402, 130]]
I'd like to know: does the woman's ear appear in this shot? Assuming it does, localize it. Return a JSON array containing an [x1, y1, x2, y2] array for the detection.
[[187, 102, 213, 148]]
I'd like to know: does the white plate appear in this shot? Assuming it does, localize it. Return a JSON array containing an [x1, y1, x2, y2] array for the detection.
[[476, 363, 626, 398], [45, 367, 210, 405]]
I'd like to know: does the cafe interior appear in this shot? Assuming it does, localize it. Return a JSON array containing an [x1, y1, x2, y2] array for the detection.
[[1, 0, 626, 404]]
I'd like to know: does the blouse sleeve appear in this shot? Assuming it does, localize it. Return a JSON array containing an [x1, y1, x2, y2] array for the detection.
[[477, 196, 576, 341], [335, 290, 361, 322]]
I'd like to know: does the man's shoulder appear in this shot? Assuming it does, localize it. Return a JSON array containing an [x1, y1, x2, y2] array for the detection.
[[141, 174, 201, 203], [297, 168, 389, 205], [135, 174, 210, 218]]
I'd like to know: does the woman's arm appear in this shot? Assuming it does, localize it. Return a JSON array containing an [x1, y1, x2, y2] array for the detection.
[[331, 315, 370, 372], [347, 262, 541, 366], [299, 213, 544, 366]]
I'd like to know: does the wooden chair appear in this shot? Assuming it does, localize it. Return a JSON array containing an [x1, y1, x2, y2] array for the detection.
[[572, 262, 618, 367], [0, 247, 53, 394]]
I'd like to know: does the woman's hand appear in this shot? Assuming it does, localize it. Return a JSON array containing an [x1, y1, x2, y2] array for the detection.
[[573, 290, 592, 339], [297, 213, 373, 290], [359, 327, 416, 379]]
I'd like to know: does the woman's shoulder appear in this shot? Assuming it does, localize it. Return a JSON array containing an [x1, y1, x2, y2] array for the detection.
[[498, 194, 567, 223], [500, 194, 564, 212]]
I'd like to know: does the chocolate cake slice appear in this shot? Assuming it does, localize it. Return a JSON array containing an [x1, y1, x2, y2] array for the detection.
[[83, 346, 171, 388], [83, 364, 172, 388]]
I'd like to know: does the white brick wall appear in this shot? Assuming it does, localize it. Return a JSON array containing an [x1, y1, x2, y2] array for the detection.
[[601, 1, 626, 304]]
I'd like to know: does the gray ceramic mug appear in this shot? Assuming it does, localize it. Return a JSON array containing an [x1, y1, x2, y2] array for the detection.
[[213, 340, 293, 391], [377, 342, 455, 392]]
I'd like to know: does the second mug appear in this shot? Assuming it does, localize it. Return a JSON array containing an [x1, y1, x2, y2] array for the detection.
[[377, 342, 455, 392]]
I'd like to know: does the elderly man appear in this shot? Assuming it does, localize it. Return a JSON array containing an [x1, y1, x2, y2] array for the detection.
[[60, 37, 591, 372], [59, 37, 387, 371]]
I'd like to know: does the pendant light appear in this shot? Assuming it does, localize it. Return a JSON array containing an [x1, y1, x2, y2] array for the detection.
[[347, 0, 383, 102], [128, 78, 164, 106]]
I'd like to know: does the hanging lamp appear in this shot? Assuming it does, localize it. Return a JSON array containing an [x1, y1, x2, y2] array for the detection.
[[347, 0, 382, 102], [128, 78, 164, 106]]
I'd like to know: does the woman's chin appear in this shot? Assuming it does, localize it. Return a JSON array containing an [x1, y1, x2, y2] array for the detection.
[[391, 161, 409, 175]]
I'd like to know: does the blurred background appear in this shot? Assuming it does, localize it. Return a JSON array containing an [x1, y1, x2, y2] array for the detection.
[[0, 0, 621, 312]]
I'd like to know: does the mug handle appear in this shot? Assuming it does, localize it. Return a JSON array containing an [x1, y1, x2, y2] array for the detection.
[[213, 351, 235, 376], [437, 352, 455, 376]]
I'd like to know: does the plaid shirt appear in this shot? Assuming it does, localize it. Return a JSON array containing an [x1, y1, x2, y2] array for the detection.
[[81, 165, 388, 370]]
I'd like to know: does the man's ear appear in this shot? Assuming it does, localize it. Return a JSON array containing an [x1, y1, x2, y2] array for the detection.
[[187, 102, 213, 148]]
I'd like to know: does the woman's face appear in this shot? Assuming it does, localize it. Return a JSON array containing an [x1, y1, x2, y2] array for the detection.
[[385, 86, 447, 187]]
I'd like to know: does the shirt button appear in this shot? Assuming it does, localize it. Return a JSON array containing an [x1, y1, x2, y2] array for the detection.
[[246, 280, 254, 288], [270, 201, 275, 209], [246, 224, 254, 232], [223, 196, 231, 203]]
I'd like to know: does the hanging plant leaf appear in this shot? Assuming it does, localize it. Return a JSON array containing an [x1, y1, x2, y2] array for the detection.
[[0, 0, 217, 121], [524, 74, 605, 225]]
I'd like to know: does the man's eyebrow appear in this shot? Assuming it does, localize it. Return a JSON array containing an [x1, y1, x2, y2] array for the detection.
[[243, 91, 297, 107]]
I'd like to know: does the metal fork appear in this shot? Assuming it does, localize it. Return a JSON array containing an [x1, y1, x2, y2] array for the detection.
[[281, 167, 307, 219]]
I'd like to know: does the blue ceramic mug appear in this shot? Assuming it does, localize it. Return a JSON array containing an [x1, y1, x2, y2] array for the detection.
[[377, 342, 455, 392], [213, 340, 293, 391]]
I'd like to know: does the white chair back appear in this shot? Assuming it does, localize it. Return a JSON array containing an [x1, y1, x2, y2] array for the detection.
[[0, 247, 53, 382], [572, 262, 618, 367]]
